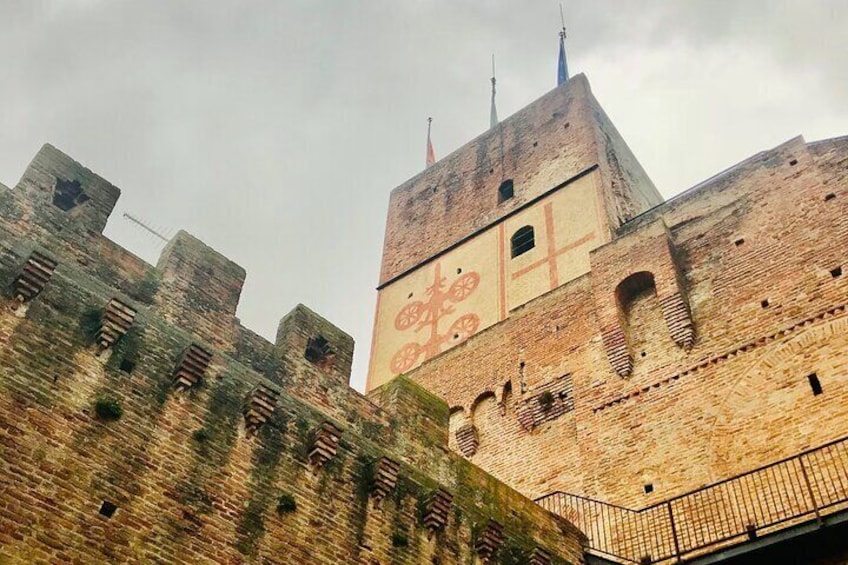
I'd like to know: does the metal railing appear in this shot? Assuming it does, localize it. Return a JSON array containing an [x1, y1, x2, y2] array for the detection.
[[536, 435, 848, 564]]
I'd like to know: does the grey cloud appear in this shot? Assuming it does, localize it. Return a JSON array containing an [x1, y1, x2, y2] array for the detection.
[[1, 1, 845, 390]]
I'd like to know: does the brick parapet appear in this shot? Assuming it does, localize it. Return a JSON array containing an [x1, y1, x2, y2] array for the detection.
[[0, 145, 587, 564]]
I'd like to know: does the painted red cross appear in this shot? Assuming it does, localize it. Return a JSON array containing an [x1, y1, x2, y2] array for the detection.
[[510, 202, 596, 290]]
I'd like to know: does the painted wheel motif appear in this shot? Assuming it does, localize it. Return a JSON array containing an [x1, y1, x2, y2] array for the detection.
[[448, 314, 480, 342], [394, 301, 424, 330], [447, 273, 480, 302], [390, 342, 423, 374]]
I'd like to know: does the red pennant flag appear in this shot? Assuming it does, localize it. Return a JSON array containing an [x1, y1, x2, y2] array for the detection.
[[426, 117, 435, 168]]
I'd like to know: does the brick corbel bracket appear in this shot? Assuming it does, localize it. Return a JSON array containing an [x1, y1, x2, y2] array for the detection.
[[475, 519, 505, 562], [243, 384, 281, 435], [12, 251, 56, 306], [173, 344, 213, 392], [308, 422, 343, 468], [422, 488, 453, 538], [590, 220, 695, 377], [455, 423, 479, 458], [369, 457, 401, 504], [529, 547, 553, 565], [97, 298, 137, 352]]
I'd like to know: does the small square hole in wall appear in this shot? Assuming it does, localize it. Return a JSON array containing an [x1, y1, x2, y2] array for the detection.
[[456, 267, 462, 274], [99, 500, 118, 518], [789, 159, 798, 166], [643, 483, 654, 494], [734, 238, 745, 247], [831, 266, 843, 278], [761, 299, 770, 309], [824, 193, 836, 201], [119, 359, 135, 373], [808, 373, 823, 396]]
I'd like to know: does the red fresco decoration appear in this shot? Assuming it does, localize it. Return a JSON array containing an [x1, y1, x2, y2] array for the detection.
[[390, 262, 481, 374]]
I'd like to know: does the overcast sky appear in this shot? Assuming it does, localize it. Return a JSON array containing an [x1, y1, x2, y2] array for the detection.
[[1, 1, 846, 391]]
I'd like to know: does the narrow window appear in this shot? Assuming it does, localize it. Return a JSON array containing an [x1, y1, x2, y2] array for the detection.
[[734, 238, 745, 247], [119, 358, 135, 373], [498, 179, 514, 203], [761, 299, 770, 308], [643, 483, 654, 494], [808, 373, 823, 396], [830, 266, 842, 278], [510, 226, 535, 258], [305, 335, 334, 366], [824, 193, 836, 201], [99, 501, 118, 518], [789, 159, 798, 166]]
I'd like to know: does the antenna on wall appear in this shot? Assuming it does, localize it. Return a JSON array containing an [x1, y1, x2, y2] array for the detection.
[[122, 212, 170, 244]]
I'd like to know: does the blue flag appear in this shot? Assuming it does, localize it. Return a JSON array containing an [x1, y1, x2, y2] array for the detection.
[[557, 33, 569, 86]]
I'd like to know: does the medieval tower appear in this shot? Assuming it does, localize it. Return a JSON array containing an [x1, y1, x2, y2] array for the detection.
[[368, 74, 848, 563]]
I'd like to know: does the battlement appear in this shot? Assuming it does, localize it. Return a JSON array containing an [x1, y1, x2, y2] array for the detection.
[[0, 144, 587, 564]]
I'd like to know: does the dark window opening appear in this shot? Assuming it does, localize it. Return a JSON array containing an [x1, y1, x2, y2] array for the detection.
[[407, 292, 413, 299], [456, 267, 462, 274], [305, 335, 334, 366], [824, 193, 836, 201], [532, 141, 538, 147], [643, 483, 654, 494], [640, 351, 647, 358], [99, 500, 118, 518], [734, 238, 745, 247], [830, 266, 842, 278], [761, 299, 770, 308], [119, 359, 135, 373], [498, 179, 514, 203], [510, 226, 535, 258], [52, 178, 89, 211], [808, 373, 823, 396], [789, 159, 798, 166]]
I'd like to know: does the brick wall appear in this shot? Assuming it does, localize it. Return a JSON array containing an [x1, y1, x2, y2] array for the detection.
[[0, 145, 587, 564], [399, 132, 848, 516], [378, 75, 662, 286]]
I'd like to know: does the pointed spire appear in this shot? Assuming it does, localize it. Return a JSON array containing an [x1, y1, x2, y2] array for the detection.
[[490, 54, 498, 129], [557, 4, 570, 85], [425, 117, 436, 168]]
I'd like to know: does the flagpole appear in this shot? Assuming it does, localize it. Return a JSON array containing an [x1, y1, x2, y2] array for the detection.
[[490, 54, 498, 129], [557, 3, 570, 85], [425, 117, 435, 168]]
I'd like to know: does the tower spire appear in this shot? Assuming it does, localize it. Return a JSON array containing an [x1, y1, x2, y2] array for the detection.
[[490, 54, 498, 128], [557, 4, 570, 85], [425, 117, 435, 168]]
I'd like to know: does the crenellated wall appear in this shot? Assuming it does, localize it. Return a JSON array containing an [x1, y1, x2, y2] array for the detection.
[[0, 145, 587, 564]]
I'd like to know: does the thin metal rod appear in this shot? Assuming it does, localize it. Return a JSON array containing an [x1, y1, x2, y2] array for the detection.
[[123, 212, 168, 242]]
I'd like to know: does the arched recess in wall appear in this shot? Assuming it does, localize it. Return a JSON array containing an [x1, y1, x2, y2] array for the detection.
[[614, 271, 677, 364], [448, 406, 468, 454], [708, 314, 848, 481]]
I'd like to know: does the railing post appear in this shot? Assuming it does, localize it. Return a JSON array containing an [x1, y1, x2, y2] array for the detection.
[[666, 502, 682, 563], [798, 457, 822, 525]]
